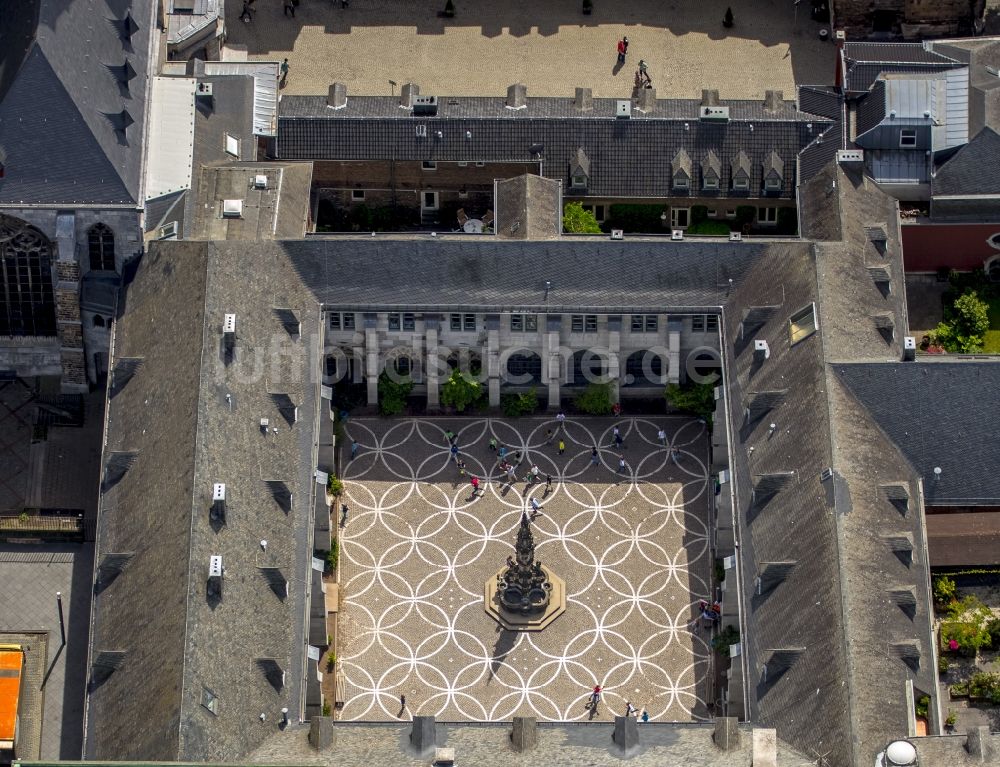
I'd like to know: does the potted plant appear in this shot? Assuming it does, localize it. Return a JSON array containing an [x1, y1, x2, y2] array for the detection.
[[945, 710, 957, 731], [723, 7, 734, 27], [582, 0, 593, 15], [326, 474, 343, 505]]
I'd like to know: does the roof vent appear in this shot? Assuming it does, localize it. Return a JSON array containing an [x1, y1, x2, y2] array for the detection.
[[273, 308, 301, 338], [400, 82, 420, 108], [837, 149, 864, 164], [506, 83, 527, 110], [222, 199, 243, 218], [510, 716, 537, 752], [729, 231, 743, 242], [410, 716, 436, 755], [610, 229, 624, 240], [713, 717, 740, 751], [260, 567, 289, 600], [574, 87, 593, 112], [413, 95, 439, 116], [117, 11, 139, 40], [965, 726, 990, 759], [256, 658, 286, 691], [266, 480, 293, 513], [671, 229, 684, 241], [271, 393, 298, 426], [211, 482, 226, 524], [223, 313, 236, 334], [253, 174, 268, 190], [700, 105, 730, 121], [208, 555, 224, 597], [889, 587, 917, 619], [701, 89, 721, 106], [196, 81, 213, 99], [223, 314, 236, 356], [753, 339, 770, 360], [903, 336, 916, 361], [615, 100, 632, 119], [612, 715, 640, 754], [883, 740, 918, 766], [326, 82, 347, 110]]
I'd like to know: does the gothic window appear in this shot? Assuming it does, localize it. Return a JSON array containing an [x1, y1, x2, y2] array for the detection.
[[88, 224, 116, 271], [0, 215, 57, 336]]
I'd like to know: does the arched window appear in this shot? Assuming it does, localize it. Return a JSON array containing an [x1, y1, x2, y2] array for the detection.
[[505, 352, 541, 384], [0, 214, 56, 336], [88, 224, 116, 271]]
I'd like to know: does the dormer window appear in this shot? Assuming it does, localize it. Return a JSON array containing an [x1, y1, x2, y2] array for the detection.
[[703, 175, 719, 190], [674, 176, 690, 190], [572, 174, 587, 189], [701, 150, 721, 192], [731, 150, 751, 191], [570, 147, 590, 191], [900, 128, 917, 147], [764, 177, 781, 191], [762, 151, 784, 192], [733, 176, 749, 190], [672, 148, 693, 192]]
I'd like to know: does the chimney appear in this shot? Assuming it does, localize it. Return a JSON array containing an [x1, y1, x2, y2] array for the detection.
[[763, 90, 783, 112], [612, 716, 639, 755], [507, 83, 527, 110], [753, 339, 770, 361], [400, 83, 419, 108], [713, 717, 740, 750], [636, 87, 656, 113], [409, 715, 435, 756], [574, 87, 593, 112], [327, 83, 347, 110], [966, 726, 991, 761], [309, 716, 334, 749], [510, 716, 537, 752], [701, 89, 720, 106]]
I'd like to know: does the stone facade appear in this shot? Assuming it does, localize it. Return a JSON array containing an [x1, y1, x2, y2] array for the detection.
[[326, 310, 723, 410], [834, 0, 976, 37]]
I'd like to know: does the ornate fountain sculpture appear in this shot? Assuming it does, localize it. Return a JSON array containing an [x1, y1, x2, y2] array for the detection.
[[497, 512, 553, 614]]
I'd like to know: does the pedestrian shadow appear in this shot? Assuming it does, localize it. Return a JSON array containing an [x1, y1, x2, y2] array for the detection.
[[612, 60, 624, 76]]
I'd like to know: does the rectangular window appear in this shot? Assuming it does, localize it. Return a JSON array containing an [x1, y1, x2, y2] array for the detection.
[[733, 176, 750, 190], [342, 312, 355, 330], [707, 315, 719, 333], [510, 313, 538, 332], [225, 134, 239, 157], [463, 313, 476, 331], [789, 303, 818, 344], [764, 177, 781, 191], [457, 161, 468, 167], [329, 313, 340, 330], [674, 176, 690, 189], [594, 204, 605, 222], [584, 315, 598, 333], [450, 313, 462, 331], [758, 207, 778, 224], [900, 129, 917, 147], [631, 315, 658, 332], [703, 176, 719, 190], [422, 191, 439, 210], [422, 161, 437, 170], [572, 175, 588, 188], [402, 312, 415, 331], [692, 315, 706, 333], [631, 315, 643, 332], [352, 189, 365, 201], [726, 209, 737, 219], [671, 207, 690, 228], [645, 315, 658, 332], [571, 315, 584, 333], [388, 313, 401, 331], [707, 208, 717, 218], [475, 161, 486, 168]]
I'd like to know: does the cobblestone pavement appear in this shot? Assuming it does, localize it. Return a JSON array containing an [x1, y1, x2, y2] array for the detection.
[[224, 0, 835, 99], [337, 416, 713, 722]]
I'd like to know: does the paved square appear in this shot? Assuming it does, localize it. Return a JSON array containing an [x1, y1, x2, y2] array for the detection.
[[338, 416, 713, 722], [225, 0, 834, 99]]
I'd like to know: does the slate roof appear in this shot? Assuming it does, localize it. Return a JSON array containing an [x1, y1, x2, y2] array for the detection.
[[856, 80, 888, 138], [931, 127, 1000, 196], [0, 0, 156, 205], [278, 94, 832, 200], [797, 85, 842, 120], [87, 240, 322, 760], [834, 361, 1000, 506], [842, 43, 963, 94]]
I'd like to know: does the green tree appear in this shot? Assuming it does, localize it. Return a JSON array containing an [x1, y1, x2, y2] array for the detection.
[[665, 382, 715, 423], [562, 202, 602, 234], [378, 372, 412, 416], [574, 383, 614, 415], [935, 290, 991, 353], [500, 391, 538, 417], [440, 368, 483, 412]]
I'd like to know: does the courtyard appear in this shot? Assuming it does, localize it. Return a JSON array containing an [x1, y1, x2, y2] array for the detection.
[[224, 0, 835, 99], [337, 415, 714, 722]]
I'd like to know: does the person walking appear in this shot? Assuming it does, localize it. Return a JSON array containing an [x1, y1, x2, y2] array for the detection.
[[445, 429, 456, 445], [450, 443, 460, 462], [617, 455, 627, 475], [350, 439, 359, 460], [340, 503, 349, 526], [610, 426, 620, 447], [283, 0, 295, 17], [589, 684, 602, 708], [590, 447, 600, 467], [556, 411, 566, 431], [498, 445, 508, 461], [614, 429, 624, 450], [399, 693, 407, 715], [488, 437, 497, 452], [545, 474, 553, 492], [279, 58, 289, 85], [670, 446, 681, 464], [529, 497, 542, 516], [558, 438, 565, 455], [506, 464, 517, 483], [545, 428, 554, 445], [622, 36, 629, 56], [640, 708, 649, 723], [456, 458, 467, 476], [657, 428, 666, 447], [470, 476, 481, 497], [624, 701, 638, 717], [616, 38, 626, 64]]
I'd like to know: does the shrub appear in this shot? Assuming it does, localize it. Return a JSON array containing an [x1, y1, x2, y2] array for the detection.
[[941, 619, 991, 657], [735, 205, 756, 230], [687, 220, 732, 236], [563, 202, 602, 234], [327, 474, 344, 496], [945, 710, 957, 728], [500, 391, 538, 418], [938, 654, 949, 673], [712, 625, 739, 656], [665, 382, 715, 422], [605, 204, 665, 234], [776, 206, 798, 235], [574, 383, 614, 415], [378, 372, 412, 416], [933, 574, 958, 607], [968, 671, 1000, 703], [949, 682, 969, 698], [690, 205, 709, 225], [440, 368, 484, 412], [327, 536, 340, 574], [915, 695, 930, 718], [327, 652, 337, 672], [935, 290, 991, 353], [322, 701, 332, 716]]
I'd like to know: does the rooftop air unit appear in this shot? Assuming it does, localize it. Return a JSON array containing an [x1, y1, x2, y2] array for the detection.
[[610, 229, 624, 240], [222, 199, 243, 218], [671, 229, 684, 241], [615, 100, 632, 119], [729, 231, 743, 242], [413, 96, 439, 116], [208, 555, 224, 597], [223, 314, 236, 354], [837, 149, 864, 164], [196, 81, 213, 99], [903, 336, 916, 361], [211, 483, 226, 523], [253, 175, 267, 190], [699, 105, 730, 121]]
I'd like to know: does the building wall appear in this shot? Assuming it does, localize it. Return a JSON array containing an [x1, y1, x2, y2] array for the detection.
[[834, 0, 970, 36], [901, 221, 1000, 271]]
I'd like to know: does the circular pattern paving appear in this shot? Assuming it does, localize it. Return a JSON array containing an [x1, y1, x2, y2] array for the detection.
[[338, 416, 713, 723]]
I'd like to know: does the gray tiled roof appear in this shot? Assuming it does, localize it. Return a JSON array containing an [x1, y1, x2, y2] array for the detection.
[[856, 80, 888, 138], [841, 44, 963, 95], [835, 360, 1000, 505], [87, 241, 321, 761], [278, 95, 831, 200], [797, 85, 842, 120], [931, 127, 1000, 196], [0, 0, 155, 205]]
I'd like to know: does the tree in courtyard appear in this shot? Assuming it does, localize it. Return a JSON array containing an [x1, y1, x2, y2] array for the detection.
[[440, 368, 483, 412], [378, 372, 412, 416], [563, 202, 602, 234], [665, 382, 715, 424], [935, 290, 990, 353]]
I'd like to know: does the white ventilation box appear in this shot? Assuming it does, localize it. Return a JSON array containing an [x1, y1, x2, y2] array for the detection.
[[723, 555, 737, 569], [209, 555, 223, 578], [223, 314, 236, 334], [671, 229, 684, 240], [837, 149, 864, 164], [212, 483, 226, 502], [222, 199, 243, 218], [253, 174, 268, 190], [718, 469, 730, 485], [610, 229, 624, 240], [196, 81, 213, 98], [754, 339, 770, 359], [729, 231, 742, 242], [903, 336, 916, 361], [615, 100, 632, 119], [157, 221, 178, 240], [700, 105, 730, 121]]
